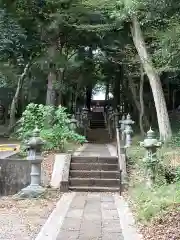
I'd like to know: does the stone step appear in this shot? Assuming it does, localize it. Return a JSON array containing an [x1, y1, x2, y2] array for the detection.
[[70, 170, 120, 179], [71, 156, 118, 164], [90, 126, 106, 129], [90, 121, 105, 124], [69, 178, 120, 187], [69, 186, 120, 192], [70, 163, 118, 171]]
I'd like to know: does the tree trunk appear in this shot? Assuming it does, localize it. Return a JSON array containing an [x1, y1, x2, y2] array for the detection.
[[105, 82, 109, 101], [86, 85, 92, 110], [139, 65, 145, 135], [9, 62, 31, 131], [131, 16, 172, 141], [46, 46, 57, 106], [46, 72, 56, 105], [56, 68, 65, 106], [128, 76, 149, 130]]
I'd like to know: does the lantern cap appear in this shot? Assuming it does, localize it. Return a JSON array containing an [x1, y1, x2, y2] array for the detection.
[[26, 127, 44, 149], [140, 127, 162, 148], [124, 114, 135, 125]]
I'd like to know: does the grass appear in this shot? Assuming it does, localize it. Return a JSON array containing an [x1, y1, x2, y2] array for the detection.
[[126, 134, 180, 223], [128, 181, 180, 223]]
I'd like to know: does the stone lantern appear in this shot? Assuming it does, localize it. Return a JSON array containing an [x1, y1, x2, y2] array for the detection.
[[124, 114, 135, 148], [76, 108, 81, 125], [108, 106, 113, 118], [81, 107, 89, 136], [119, 115, 125, 142], [124, 125, 133, 147], [69, 114, 78, 131], [140, 128, 162, 187], [15, 127, 45, 198], [107, 106, 114, 139], [114, 109, 120, 128], [72, 102, 76, 114]]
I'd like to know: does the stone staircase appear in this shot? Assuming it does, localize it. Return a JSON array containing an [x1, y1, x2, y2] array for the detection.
[[87, 128, 110, 143], [90, 112, 106, 129], [69, 156, 120, 192]]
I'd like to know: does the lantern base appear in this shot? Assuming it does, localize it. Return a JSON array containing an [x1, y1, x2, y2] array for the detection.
[[13, 185, 46, 199]]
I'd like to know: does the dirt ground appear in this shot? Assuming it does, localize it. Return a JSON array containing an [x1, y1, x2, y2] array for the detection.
[[0, 189, 61, 239], [140, 207, 180, 240]]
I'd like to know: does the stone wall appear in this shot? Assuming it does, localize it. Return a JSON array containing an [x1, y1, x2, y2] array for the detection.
[[0, 159, 31, 196]]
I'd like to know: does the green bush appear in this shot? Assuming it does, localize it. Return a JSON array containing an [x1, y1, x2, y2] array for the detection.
[[16, 103, 86, 151]]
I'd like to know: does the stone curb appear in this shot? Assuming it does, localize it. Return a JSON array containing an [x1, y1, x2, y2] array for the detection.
[[50, 154, 71, 189], [35, 192, 76, 240], [50, 144, 88, 190], [114, 194, 143, 240], [107, 144, 128, 189]]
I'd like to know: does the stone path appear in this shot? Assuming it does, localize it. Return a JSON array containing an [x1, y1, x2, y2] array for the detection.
[[56, 192, 124, 240], [55, 144, 123, 239], [36, 143, 142, 240], [77, 144, 111, 157]]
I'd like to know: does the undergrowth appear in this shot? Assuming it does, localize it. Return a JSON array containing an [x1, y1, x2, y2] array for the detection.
[[127, 134, 180, 223]]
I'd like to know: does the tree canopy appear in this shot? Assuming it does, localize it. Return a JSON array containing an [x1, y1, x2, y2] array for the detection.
[[0, 0, 180, 140]]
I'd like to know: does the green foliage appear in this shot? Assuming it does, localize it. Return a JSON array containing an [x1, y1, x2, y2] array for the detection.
[[128, 137, 180, 222], [16, 103, 86, 151], [129, 182, 180, 222], [0, 9, 26, 63], [175, 167, 180, 182]]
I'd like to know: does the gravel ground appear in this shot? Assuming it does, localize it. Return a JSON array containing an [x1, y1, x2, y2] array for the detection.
[[0, 153, 60, 240], [0, 190, 61, 240], [42, 153, 55, 186]]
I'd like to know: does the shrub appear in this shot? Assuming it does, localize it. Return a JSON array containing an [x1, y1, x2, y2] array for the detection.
[[16, 103, 86, 151]]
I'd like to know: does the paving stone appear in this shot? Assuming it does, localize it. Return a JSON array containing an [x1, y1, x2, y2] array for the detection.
[[102, 232, 124, 240], [101, 195, 114, 202], [76, 192, 88, 197], [83, 212, 101, 221], [101, 202, 117, 210], [79, 228, 102, 239], [66, 209, 84, 219], [78, 236, 102, 240], [56, 230, 79, 240], [61, 218, 82, 231], [101, 210, 119, 220], [102, 219, 122, 233], [87, 193, 101, 199], [70, 197, 86, 209], [85, 204, 101, 211]]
